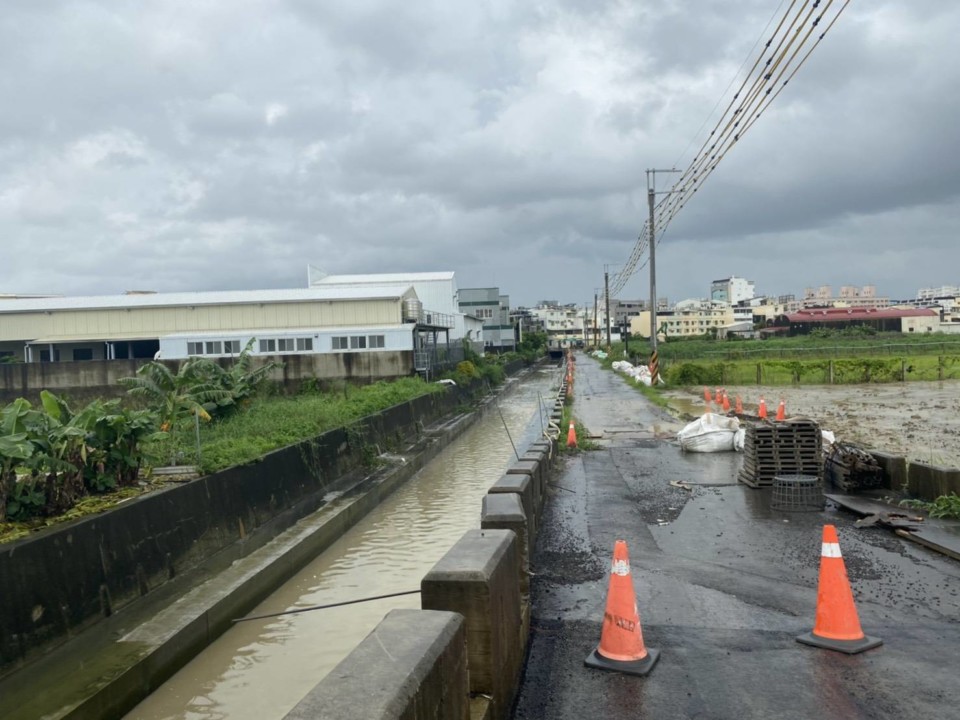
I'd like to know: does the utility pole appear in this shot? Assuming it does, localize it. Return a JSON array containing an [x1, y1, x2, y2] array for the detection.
[[647, 168, 680, 384], [593, 292, 599, 348], [604, 269, 611, 348]]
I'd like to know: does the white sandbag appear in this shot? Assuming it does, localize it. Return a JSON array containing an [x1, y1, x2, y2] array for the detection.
[[734, 428, 745, 452], [677, 413, 740, 452]]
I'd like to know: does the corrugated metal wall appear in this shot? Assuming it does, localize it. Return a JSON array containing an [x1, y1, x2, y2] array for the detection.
[[0, 299, 403, 342]]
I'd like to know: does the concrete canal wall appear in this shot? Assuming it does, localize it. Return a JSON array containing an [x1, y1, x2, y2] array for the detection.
[[0, 386, 471, 674]]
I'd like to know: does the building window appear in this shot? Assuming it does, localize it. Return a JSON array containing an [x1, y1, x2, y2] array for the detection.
[[205, 341, 223, 355], [368, 335, 385, 349], [332, 336, 348, 350], [73, 348, 94, 361], [278, 338, 296, 352], [188, 342, 204, 356], [350, 335, 367, 349], [259, 339, 277, 353], [224, 340, 240, 354], [475, 308, 493, 319], [296, 338, 313, 351]]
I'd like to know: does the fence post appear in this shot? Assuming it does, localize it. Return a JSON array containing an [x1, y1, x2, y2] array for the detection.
[[828, 359, 834, 385], [901, 358, 906, 382], [756, 363, 762, 385], [939, 356, 944, 381]]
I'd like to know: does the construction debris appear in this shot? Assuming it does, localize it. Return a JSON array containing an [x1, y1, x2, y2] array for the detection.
[[824, 442, 884, 491]]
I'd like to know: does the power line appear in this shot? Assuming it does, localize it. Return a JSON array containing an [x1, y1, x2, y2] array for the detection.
[[610, 0, 850, 298]]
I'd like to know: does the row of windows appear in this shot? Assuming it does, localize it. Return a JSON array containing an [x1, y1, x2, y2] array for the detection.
[[186, 334, 388, 356], [331, 335, 386, 350], [258, 338, 314, 353], [188, 340, 242, 356]]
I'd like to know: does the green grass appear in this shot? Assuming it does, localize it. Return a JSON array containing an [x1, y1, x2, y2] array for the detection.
[[156, 377, 445, 473]]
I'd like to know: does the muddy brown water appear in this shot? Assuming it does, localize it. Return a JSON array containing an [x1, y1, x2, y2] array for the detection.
[[124, 369, 560, 720], [664, 380, 960, 469]]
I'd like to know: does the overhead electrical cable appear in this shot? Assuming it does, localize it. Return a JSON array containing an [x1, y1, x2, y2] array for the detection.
[[608, 0, 849, 298]]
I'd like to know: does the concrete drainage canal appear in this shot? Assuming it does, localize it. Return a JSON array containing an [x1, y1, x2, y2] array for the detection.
[[123, 367, 559, 720]]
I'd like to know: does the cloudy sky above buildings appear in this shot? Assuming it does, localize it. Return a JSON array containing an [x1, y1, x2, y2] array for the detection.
[[1, 1, 957, 308]]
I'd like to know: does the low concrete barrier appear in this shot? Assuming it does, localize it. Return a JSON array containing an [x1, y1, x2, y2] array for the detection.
[[489, 474, 536, 547], [907, 461, 960, 500], [481, 493, 529, 600], [283, 609, 469, 720], [870, 451, 908, 491], [421, 529, 522, 720], [870, 451, 960, 501]]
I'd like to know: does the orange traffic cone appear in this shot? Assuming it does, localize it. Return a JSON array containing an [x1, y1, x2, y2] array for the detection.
[[735, 396, 743, 414], [722, 391, 731, 412], [714, 387, 722, 404], [585, 540, 659, 676], [797, 525, 882, 654], [775, 398, 786, 421], [703, 386, 711, 403], [758, 396, 767, 419], [566, 421, 577, 449]]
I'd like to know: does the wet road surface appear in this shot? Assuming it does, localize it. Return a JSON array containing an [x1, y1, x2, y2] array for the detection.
[[512, 354, 960, 720]]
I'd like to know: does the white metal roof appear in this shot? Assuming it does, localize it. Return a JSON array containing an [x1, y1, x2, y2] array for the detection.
[[0, 287, 417, 314], [313, 272, 455, 284]]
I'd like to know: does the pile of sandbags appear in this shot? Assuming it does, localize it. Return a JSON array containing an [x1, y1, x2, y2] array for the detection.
[[677, 413, 743, 453]]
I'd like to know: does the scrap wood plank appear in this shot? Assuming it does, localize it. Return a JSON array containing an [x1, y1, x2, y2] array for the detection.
[[826, 493, 960, 561]]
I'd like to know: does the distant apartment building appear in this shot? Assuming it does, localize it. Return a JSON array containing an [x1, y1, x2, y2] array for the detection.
[[917, 285, 960, 300], [710, 277, 755, 305], [801, 285, 889, 309], [751, 295, 803, 325], [458, 287, 516, 352], [528, 302, 585, 347], [632, 299, 735, 339]]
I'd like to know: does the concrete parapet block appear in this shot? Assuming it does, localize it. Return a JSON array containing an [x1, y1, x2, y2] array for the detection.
[[870, 451, 908, 491], [907, 461, 960, 501], [284, 609, 468, 720], [506, 460, 543, 522], [530, 439, 557, 464], [489, 474, 536, 548], [481, 493, 530, 599], [421, 530, 522, 720]]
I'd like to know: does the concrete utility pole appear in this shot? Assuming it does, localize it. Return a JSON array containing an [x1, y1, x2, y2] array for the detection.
[[647, 168, 680, 383], [593, 293, 599, 347], [604, 270, 611, 348]]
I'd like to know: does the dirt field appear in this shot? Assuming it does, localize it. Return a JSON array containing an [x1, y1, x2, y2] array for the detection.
[[662, 380, 960, 469]]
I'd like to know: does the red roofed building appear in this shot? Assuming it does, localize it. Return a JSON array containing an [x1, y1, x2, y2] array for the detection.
[[773, 307, 940, 335]]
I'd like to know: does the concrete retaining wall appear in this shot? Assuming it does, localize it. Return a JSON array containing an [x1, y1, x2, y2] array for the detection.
[[0, 389, 462, 673], [869, 451, 960, 501]]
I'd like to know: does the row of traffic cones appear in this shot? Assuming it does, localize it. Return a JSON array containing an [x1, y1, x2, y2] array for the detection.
[[586, 525, 881, 677], [703, 387, 786, 421]]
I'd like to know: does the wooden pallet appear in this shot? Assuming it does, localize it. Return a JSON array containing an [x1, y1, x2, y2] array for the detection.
[[739, 420, 822, 488]]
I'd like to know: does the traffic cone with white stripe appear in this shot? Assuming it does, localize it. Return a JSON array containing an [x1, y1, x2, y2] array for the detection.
[[758, 396, 768, 419], [775, 398, 786, 421], [585, 540, 659, 676], [722, 390, 731, 413], [797, 525, 882, 654], [566, 420, 577, 449], [735, 396, 743, 414]]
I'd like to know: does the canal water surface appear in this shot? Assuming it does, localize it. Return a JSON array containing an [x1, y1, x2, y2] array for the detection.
[[126, 368, 559, 720]]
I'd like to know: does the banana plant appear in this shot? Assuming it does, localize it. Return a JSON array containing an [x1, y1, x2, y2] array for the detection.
[[0, 399, 37, 521]]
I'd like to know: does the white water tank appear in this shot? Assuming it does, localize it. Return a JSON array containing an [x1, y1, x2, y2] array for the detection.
[[403, 298, 422, 323]]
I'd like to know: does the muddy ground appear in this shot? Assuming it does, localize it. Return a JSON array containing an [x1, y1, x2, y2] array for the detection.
[[662, 380, 960, 470]]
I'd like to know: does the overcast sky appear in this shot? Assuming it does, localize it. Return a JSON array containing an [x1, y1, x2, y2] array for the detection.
[[1, 1, 958, 308]]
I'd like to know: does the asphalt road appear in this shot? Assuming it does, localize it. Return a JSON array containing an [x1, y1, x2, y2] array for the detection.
[[511, 354, 960, 720]]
